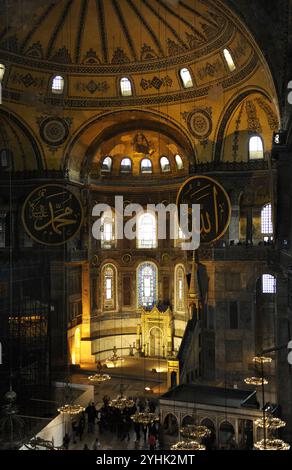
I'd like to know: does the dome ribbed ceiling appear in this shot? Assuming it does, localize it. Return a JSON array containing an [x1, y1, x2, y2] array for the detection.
[[0, 0, 236, 68]]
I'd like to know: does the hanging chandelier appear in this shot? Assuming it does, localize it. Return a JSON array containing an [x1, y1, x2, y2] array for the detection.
[[255, 417, 286, 429], [57, 404, 85, 415], [252, 356, 272, 364], [244, 377, 268, 386], [88, 373, 111, 383], [171, 440, 206, 451], [109, 396, 135, 410], [254, 438, 290, 451], [179, 424, 211, 440], [131, 412, 159, 426], [105, 346, 124, 367]]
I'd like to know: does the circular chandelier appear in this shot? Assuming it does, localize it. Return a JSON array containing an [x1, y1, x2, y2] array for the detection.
[[254, 439, 290, 451], [244, 377, 268, 386], [109, 396, 135, 410], [57, 404, 85, 415], [131, 412, 159, 426], [180, 425, 211, 440], [105, 347, 125, 367], [171, 440, 206, 451], [252, 356, 272, 364], [255, 417, 286, 430], [88, 373, 111, 383]]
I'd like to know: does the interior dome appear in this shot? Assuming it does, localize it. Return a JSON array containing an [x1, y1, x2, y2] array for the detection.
[[1, 0, 243, 67]]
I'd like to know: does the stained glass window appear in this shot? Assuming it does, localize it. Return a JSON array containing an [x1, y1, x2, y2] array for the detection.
[[141, 158, 152, 173], [101, 156, 112, 172], [120, 158, 132, 173], [137, 262, 157, 307]]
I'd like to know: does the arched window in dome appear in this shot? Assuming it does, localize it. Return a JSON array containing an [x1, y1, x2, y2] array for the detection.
[[261, 203, 273, 238], [120, 77, 132, 96], [160, 156, 170, 172], [137, 212, 157, 248], [141, 158, 152, 174], [102, 264, 117, 310], [223, 49, 236, 72], [100, 209, 115, 249], [179, 67, 193, 88], [120, 158, 132, 173], [262, 274, 276, 294], [137, 262, 158, 308], [101, 156, 112, 172], [51, 75, 64, 94], [175, 154, 183, 170], [249, 136, 264, 160]]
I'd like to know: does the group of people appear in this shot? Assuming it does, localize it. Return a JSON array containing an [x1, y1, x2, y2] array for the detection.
[[62, 396, 162, 450]]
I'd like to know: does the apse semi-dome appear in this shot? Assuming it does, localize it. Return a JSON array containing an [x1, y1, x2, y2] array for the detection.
[[0, 0, 264, 106]]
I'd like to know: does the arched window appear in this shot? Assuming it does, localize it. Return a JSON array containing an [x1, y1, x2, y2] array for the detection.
[[120, 77, 132, 96], [0, 64, 5, 82], [175, 154, 183, 170], [261, 203, 273, 237], [160, 156, 170, 172], [179, 68, 193, 88], [52, 75, 64, 94], [175, 265, 185, 312], [141, 158, 152, 174], [137, 212, 157, 248], [249, 136, 264, 160], [102, 264, 117, 310], [137, 262, 158, 307], [223, 49, 236, 72], [120, 158, 132, 173], [262, 274, 276, 294], [101, 156, 112, 172], [100, 209, 115, 249]]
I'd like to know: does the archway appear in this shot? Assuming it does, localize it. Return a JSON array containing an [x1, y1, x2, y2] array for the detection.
[[163, 413, 178, 437], [149, 327, 163, 357], [219, 421, 235, 449]]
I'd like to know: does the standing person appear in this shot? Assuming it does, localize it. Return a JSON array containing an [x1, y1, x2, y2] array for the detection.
[[83, 443, 90, 450], [63, 433, 70, 450], [78, 414, 85, 441], [72, 419, 78, 444], [92, 438, 101, 450], [134, 422, 141, 442], [86, 402, 96, 433], [148, 433, 156, 451], [142, 425, 148, 442]]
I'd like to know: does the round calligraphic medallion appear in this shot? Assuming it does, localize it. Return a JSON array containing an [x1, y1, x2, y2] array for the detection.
[[177, 175, 231, 244], [40, 118, 69, 146], [22, 184, 83, 246]]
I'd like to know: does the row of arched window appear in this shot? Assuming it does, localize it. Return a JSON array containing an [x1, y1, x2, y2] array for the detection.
[[101, 261, 275, 312], [101, 154, 184, 174], [101, 262, 185, 311], [0, 48, 236, 97], [98, 203, 273, 249]]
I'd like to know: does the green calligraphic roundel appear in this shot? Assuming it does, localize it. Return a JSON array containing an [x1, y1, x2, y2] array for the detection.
[[22, 184, 83, 246], [177, 175, 231, 244]]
